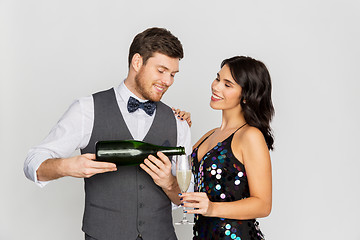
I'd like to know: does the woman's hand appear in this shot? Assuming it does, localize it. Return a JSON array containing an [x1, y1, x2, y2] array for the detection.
[[172, 108, 192, 127], [180, 192, 214, 217]]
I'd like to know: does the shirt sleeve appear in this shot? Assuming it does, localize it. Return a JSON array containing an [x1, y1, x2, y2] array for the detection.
[[23, 97, 93, 187]]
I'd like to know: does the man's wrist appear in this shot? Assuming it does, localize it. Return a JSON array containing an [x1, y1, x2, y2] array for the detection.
[[164, 176, 178, 192], [36, 158, 66, 181], [57, 158, 67, 178]]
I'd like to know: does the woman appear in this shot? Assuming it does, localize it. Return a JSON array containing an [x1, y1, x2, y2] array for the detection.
[[179, 56, 274, 240]]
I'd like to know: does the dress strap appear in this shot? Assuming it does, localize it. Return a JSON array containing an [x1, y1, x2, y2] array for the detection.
[[233, 123, 247, 134], [196, 130, 215, 149]]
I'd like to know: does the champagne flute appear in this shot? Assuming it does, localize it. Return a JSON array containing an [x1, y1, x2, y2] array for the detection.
[[175, 154, 194, 225]]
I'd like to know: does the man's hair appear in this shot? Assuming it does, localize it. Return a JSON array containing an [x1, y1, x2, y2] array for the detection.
[[128, 27, 184, 67]]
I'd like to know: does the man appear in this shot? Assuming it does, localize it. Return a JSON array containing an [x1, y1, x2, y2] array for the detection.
[[24, 27, 192, 240]]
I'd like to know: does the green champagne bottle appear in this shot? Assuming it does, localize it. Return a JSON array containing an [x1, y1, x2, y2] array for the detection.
[[95, 140, 185, 166]]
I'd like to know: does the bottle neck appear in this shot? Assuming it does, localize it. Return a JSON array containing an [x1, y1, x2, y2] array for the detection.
[[160, 147, 185, 155]]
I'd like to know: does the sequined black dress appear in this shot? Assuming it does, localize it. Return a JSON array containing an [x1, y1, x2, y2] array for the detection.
[[191, 129, 265, 240]]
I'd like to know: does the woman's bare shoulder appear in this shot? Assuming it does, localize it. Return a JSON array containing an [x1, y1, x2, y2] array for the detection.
[[233, 125, 269, 162], [233, 125, 266, 151], [238, 125, 264, 142]]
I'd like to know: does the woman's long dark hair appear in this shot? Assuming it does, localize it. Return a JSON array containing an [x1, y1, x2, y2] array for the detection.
[[221, 56, 275, 150]]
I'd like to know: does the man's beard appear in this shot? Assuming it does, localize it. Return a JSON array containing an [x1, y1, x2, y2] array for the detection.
[[134, 68, 165, 102]]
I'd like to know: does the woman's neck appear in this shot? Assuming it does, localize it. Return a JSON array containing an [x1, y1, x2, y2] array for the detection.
[[219, 108, 246, 131]]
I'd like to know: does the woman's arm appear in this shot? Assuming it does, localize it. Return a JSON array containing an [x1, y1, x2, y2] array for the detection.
[[181, 126, 272, 219]]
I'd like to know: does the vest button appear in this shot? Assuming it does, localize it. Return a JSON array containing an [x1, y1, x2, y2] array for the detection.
[[139, 203, 144, 208], [139, 185, 144, 190]]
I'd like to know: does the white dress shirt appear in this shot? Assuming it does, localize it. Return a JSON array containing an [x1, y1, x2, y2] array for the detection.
[[24, 81, 193, 193]]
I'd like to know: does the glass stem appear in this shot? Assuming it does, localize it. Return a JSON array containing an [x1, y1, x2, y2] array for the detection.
[[182, 206, 187, 221]]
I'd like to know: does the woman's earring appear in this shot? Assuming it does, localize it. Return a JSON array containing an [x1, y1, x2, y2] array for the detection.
[[242, 99, 247, 104]]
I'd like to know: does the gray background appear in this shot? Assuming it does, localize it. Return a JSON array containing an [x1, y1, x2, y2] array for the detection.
[[1, 0, 360, 239]]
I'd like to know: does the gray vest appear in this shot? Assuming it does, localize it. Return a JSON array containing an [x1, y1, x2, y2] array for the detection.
[[81, 88, 178, 240]]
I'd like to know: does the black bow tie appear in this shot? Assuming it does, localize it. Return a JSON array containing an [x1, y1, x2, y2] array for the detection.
[[127, 96, 156, 116]]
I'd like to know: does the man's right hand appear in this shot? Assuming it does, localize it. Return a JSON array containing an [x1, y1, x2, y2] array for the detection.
[[63, 154, 117, 178], [36, 154, 117, 181]]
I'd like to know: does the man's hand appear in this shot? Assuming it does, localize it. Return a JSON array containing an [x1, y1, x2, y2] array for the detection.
[[140, 151, 181, 205], [140, 152, 176, 190], [36, 154, 117, 181], [63, 154, 117, 178]]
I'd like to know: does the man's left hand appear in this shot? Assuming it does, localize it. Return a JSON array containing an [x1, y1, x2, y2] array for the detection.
[[140, 151, 177, 191]]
